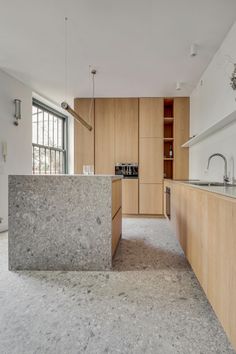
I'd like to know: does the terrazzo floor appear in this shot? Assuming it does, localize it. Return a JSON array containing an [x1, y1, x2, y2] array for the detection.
[[0, 218, 235, 354]]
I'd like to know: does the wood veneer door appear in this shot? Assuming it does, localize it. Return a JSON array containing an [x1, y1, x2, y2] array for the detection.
[[207, 194, 236, 344], [139, 184, 163, 214], [95, 99, 115, 174], [139, 98, 163, 138], [74, 98, 94, 173], [173, 97, 189, 179], [115, 98, 138, 163], [139, 138, 163, 183], [122, 179, 138, 214]]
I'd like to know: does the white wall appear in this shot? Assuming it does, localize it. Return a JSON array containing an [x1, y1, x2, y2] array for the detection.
[[190, 21, 236, 182], [0, 69, 32, 231]]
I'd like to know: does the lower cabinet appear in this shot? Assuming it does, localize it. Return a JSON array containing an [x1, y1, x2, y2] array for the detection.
[[112, 208, 122, 256], [139, 184, 163, 214], [165, 180, 236, 350], [112, 179, 122, 256], [122, 179, 138, 215]]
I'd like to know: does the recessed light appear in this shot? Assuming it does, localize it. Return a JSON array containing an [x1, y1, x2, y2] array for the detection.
[[190, 44, 198, 57], [176, 82, 181, 91]]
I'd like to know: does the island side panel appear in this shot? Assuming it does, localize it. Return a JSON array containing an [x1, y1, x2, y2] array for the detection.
[[8, 175, 113, 270]]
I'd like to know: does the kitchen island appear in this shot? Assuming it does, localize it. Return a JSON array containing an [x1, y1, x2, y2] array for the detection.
[[9, 175, 122, 271]]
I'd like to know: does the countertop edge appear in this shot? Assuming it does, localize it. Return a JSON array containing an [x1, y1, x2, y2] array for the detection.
[[164, 179, 236, 201]]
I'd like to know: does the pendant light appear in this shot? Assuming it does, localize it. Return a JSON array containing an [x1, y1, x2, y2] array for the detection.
[[61, 17, 92, 131]]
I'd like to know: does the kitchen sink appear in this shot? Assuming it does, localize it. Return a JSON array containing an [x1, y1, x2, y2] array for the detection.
[[190, 182, 236, 187]]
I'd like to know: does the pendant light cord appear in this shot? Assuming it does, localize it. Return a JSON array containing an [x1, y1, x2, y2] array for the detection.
[[89, 69, 96, 123], [64, 17, 68, 102]]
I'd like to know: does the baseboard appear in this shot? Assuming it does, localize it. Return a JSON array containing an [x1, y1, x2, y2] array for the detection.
[[122, 214, 165, 219]]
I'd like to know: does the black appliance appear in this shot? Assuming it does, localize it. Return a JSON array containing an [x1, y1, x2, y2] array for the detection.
[[165, 187, 171, 219], [115, 163, 138, 178]]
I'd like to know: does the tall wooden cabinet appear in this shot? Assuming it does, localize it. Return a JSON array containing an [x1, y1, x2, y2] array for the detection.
[[74, 98, 94, 173], [114, 98, 138, 163], [173, 98, 189, 180], [95, 99, 115, 174], [74, 96, 189, 216], [139, 98, 163, 214]]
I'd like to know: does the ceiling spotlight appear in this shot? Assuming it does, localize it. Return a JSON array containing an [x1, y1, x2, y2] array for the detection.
[[176, 82, 181, 91], [190, 44, 198, 57]]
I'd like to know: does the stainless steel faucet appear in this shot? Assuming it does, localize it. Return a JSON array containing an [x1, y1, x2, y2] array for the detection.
[[207, 153, 230, 184]]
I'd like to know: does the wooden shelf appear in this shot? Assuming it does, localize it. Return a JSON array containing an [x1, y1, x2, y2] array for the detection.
[[164, 158, 174, 160], [164, 138, 174, 142], [164, 117, 174, 123], [182, 110, 236, 148]]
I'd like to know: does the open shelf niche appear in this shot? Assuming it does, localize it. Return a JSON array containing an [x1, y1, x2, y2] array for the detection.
[[164, 99, 174, 179]]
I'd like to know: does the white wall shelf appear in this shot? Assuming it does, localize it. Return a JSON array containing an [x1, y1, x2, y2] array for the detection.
[[182, 110, 236, 148]]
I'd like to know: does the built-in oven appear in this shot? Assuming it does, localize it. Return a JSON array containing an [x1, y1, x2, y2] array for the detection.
[[115, 163, 138, 178], [165, 187, 171, 219]]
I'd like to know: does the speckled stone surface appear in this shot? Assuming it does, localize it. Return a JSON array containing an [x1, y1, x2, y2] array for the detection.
[[0, 218, 235, 354], [9, 175, 121, 270]]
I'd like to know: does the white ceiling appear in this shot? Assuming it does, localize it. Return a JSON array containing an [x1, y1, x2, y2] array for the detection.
[[1, 0, 236, 104]]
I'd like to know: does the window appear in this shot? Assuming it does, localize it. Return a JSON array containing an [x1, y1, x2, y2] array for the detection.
[[32, 99, 68, 174]]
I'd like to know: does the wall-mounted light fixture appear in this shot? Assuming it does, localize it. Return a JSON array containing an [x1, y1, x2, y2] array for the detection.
[[230, 63, 236, 90], [13, 99, 21, 126]]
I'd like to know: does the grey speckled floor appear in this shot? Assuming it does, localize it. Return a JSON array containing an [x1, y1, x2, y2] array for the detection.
[[0, 218, 235, 354]]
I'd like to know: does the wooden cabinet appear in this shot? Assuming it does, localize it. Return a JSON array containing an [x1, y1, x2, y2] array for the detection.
[[115, 98, 138, 163], [165, 180, 236, 350], [139, 98, 163, 138], [74, 96, 189, 216], [139, 98, 164, 214], [139, 184, 163, 214], [112, 179, 122, 256], [95, 99, 115, 174], [173, 98, 189, 180], [139, 138, 163, 183], [74, 98, 94, 173], [122, 179, 138, 214]]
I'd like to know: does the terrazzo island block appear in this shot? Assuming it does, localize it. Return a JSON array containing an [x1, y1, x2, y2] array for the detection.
[[8, 175, 122, 271]]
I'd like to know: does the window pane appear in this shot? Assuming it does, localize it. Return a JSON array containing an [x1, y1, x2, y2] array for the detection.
[[32, 102, 66, 174], [32, 109, 38, 144], [44, 112, 49, 146], [53, 116, 58, 148], [33, 146, 40, 174], [58, 119, 63, 149], [48, 114, 54, 147], [45, 148, 50, 174], [38, 110, 43, 145]]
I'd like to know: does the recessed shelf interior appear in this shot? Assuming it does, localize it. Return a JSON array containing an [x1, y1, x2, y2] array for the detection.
[[164, 140, 174, 158], [163, 98, 174, 179], [164, 98, 174, 118], [164, 160, 173, 179]]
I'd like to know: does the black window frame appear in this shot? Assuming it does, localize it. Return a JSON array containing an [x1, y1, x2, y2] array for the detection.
[[32, 98, 68, 174]]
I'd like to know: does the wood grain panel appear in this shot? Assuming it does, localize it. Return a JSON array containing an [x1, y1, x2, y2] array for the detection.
[[139, 184, 163, 214], [74, 98, 94, 173], [139, 138, 163, 183], [173, 97, 189, 179], [165, 180, 236, 350], [139, 98, 163, 138], [112, 208, 122, 256], [122, 179, 138, 214], [95, 99, 115, 174], [115, 98, 138, 163], [112, 179, 122, 218]]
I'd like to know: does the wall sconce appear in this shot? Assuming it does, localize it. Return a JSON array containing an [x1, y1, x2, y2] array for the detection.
[[230, 64, 236, 90], [14, 99, 21, 126]]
